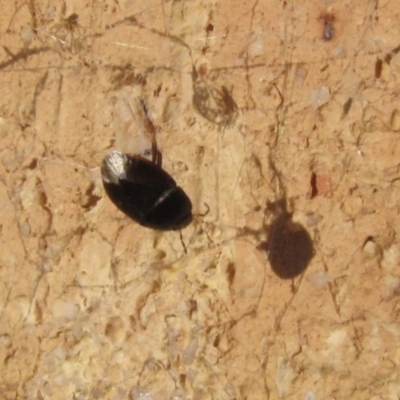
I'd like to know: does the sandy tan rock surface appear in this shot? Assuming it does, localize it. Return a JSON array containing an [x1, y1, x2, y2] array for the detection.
[[1, 0, 400, 399]]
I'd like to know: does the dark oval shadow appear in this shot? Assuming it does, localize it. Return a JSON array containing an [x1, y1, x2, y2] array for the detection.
[[258, 212, 314, 279]]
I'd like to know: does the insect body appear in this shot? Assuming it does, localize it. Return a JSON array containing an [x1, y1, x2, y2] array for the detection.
[[101, 151, 193, 230]]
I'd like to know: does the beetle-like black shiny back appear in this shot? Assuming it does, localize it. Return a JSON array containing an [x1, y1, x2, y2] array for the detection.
[[102, 151, 193, 231]]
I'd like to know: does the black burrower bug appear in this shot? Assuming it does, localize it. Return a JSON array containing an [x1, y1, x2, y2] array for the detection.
[[101, 100, 193, 231]]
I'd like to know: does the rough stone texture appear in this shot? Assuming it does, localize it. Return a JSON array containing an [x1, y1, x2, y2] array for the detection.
[[1, 0, 400, 399]]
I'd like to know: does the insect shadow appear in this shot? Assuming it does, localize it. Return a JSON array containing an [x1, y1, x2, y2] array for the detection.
[[263, 157, 314, 279], [240, 156, 314, 279], [257, 198, 314, 279]]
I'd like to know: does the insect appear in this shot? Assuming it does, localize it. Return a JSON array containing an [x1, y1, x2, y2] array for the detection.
[[320, 12, 335, 42], [101, 101, 193, 231], [375, 58, 383, 78], [192, 67, 238, 127]]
